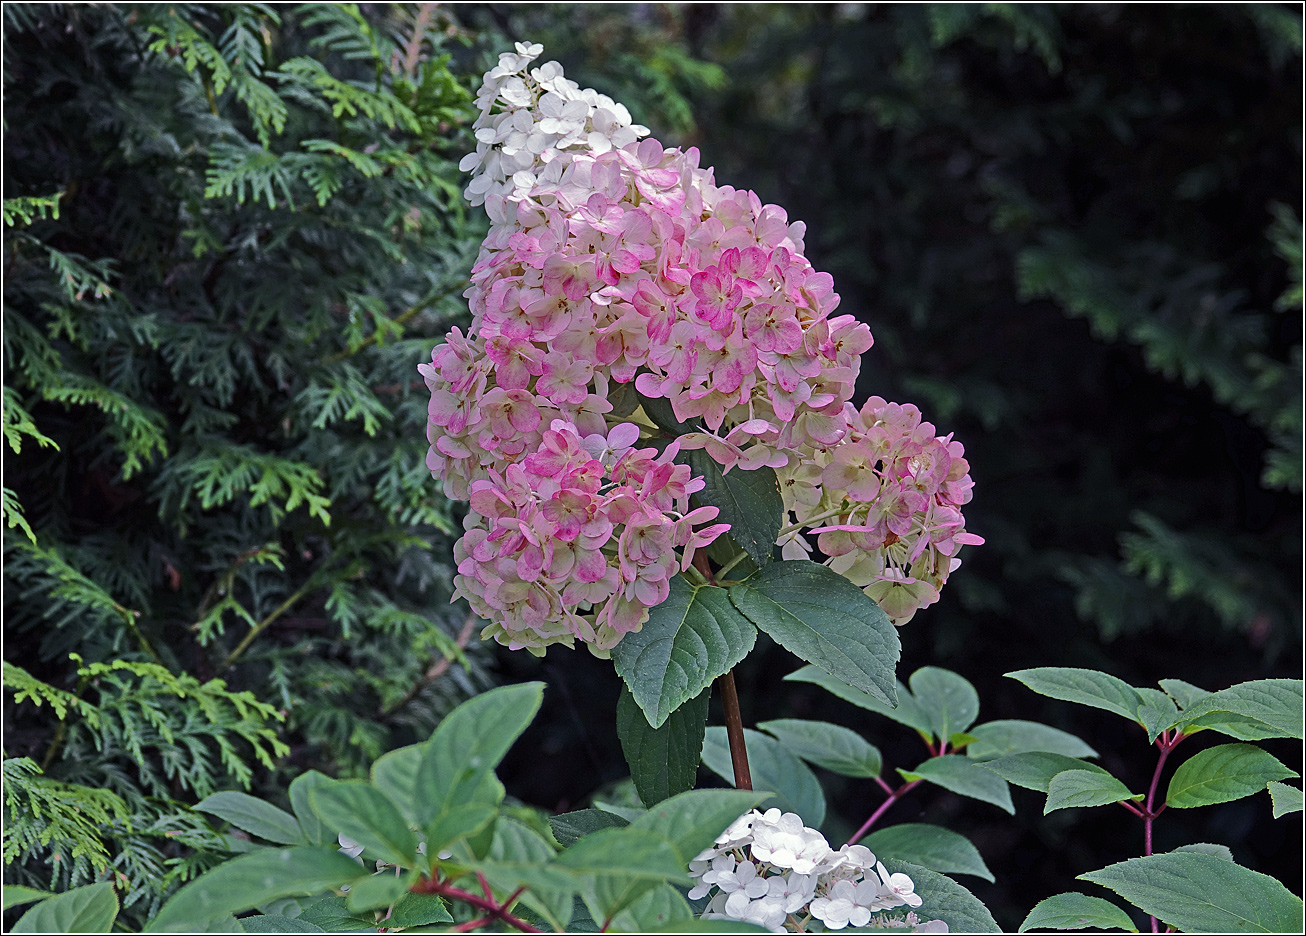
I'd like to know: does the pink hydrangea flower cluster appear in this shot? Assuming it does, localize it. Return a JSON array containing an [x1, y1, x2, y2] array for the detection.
[[422, 43, 980, 649], [688, 808, 948, 933], [777, 398, 983, 625]]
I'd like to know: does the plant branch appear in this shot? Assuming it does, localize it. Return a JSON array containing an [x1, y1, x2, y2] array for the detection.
[[320, 279, 468, 364], [382, 611, 479, 716], [410, 877, 541, 933], [714, 548, 751, 580], [776, 506, 849, 539], [847, 779, 921, 845], [219, 576, 317, 671], [719, 669, 752, 791]]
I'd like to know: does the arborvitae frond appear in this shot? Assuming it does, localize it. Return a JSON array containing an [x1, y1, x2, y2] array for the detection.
[[2, 663, 99, 725], [154, 442, 332, 529], [275, 56, 419, 131], [1, 757, 130, 874], [2, 192, 61, 227]]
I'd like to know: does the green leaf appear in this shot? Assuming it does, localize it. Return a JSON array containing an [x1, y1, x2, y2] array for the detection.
[[309, 780, 418, 868], [344, 873, 410, 913], [1135, 688, 1180, 743], [881, 860, 1000, 933], [424, 802, 499, 853], [417, 682, 543, 827], [613, 577, 756, 729], [1268, 781, 1304, 817], [148, 848, 368, 932], [239, 915, 325, 933], [1171, 843, 1234, 861], [729, 560, 900, 705], [1019, 893, 1138, 932], [1172, 680, 1304, 740], [196, 791, 305, 845], [757, 718, 882, 777], [289, 771, 331, 847], [684, 450, 781, 566], [296, 896, 375, 931], [3, 886, 53, 911], [910, 667, 980, 740], [701, 727, 826, 825], [965, 720, 1098, 761], [1158, 678, 1209, 710], [1165, 743, 1298, 808], [898, 755, 1014, 813], [981, 753, 1111, 793], [556, 828, 684, 881], [13, 883, 118, 934], [371, 744, 423, 825], [1079, 853, 1304, 933], [1006, 667, 1147, 724], [611, 883, 692, 932], [629, 788, 767, 865], [637, 391, 702, 436], [1045, 770, 1141, 814], [785, 665, 931, 737], [617, 684, 709, 805], [482, 817, 570, 930], [389, 893, 454, 927], [861, 824, 994, 882], [549, 809, 629, 847]]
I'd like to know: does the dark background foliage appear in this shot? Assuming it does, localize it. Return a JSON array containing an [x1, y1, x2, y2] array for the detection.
[[3, 2, 1301, 931]]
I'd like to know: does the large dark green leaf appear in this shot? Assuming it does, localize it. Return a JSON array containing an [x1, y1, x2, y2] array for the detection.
[[1080, 853, 1304, 933], [881, 860, 1000, 932], [1172, 680, 1304, 740], [196, 791, 305, 846], [981, 752, 1111, 793], [683, 450, 782, 566], [730, 560, 899, 705], [617, 685, 709, 805], [12, 883, 118, 934], [965, 719, 1098, 760], [862, 824, 994, 882], [370, 744, 424, 824], [1268, 781, 1304, 818], [613, 577, 755, 729], [909, 667, 980, 740], [701, 727, 826, 825], [629, 788, 767, 864], [481, 816, 571, 930], [1019, 893, 1138, 932], [549, 809, 630, 847], [1164, 743, 1297, 808], [784, 665, 931, 737], [1045, 770, 1141, 814], [289, 771, 331, 847], [757, 718, 882, 777], [899, 755, 1014, 813], [148, 848, 369, 932], [309, 780, 418, 868], [1006, 668, 1146, 723]]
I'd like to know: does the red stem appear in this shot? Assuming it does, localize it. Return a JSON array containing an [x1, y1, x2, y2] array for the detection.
[[846, 779, 921, 846], [719, 668, 753, 791], [1142, 730, 1183, 933], [410, 877, 540, 933]]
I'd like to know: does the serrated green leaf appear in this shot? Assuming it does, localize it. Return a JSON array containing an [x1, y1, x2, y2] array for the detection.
[[370, 744, 423, 826], [1019, 893, 1138, 932], [289, 771, 331, 847], [481, 816, 570, 930], [899, 755, 1014, 813], [1134, 687, 1179, 743], [239, 915, 325, 933], [618, 684, 709, 805], [684, 450, 781, 566], [3, 886, 53, 912], [424, 802, 498, 853], [296, 896, 374, 931], [861, 824, 994, 882], [785, 665, 931, 737], [881, 860, 1000, 932], [1045, 770, 1141, 814], [196, 791, 305, 845], [13, 883, 118, 934], [1165, 743, 1297, 808], [610, 883, 692, 932], [965, 720, 1098, 761], [1172, 680, 1304, 740], [388, 892, 453, 927], [1158, 678, 1208, 710], [701, 727, 826, 825], [1006, 667, 1146, 723], [981, 752, 1111, 793], [1079, 853, 1304, 933], [1268, 780, 1304, 817], [910, 667, 980, 740], [549, 809, 630, 847], [344, 873, 409, 913], [629, 788, 767, 865], [309, 781, 418, 868], [555, 827, 684, 881], [730, 560, 900, 705], [613, 577, 756, 729], [148, 848, 368, 932], [757, 718, 882, 777], [1172, 843, 1233, 861]]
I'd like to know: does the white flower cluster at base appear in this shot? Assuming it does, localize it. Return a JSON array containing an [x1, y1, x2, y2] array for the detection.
[[689, 809, 949, 933]]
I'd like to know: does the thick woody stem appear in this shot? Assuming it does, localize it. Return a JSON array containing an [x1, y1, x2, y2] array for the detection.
[[719, 669, 753, 791]]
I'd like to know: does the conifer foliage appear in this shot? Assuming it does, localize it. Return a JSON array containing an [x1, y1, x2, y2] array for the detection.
[[3, 4, 489, 923]]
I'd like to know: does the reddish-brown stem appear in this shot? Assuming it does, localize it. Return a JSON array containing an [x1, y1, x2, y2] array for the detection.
[[1117, 799, 1145, 817], [410, 877, 541, 933], [873, 775, 895, 796], [1142, 730, 1184, 933], [846, 779, 921, 846], [719, 669, 753, 790]]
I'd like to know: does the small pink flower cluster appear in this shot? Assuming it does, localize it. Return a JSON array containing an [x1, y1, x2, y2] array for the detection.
[[777, 398, 983, 625], [453, 420, 725, 652]]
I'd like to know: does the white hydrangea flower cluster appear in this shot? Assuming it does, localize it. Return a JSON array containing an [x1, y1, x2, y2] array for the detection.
[[460, 42, 651, 205], [688, 809, 948, 933]]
